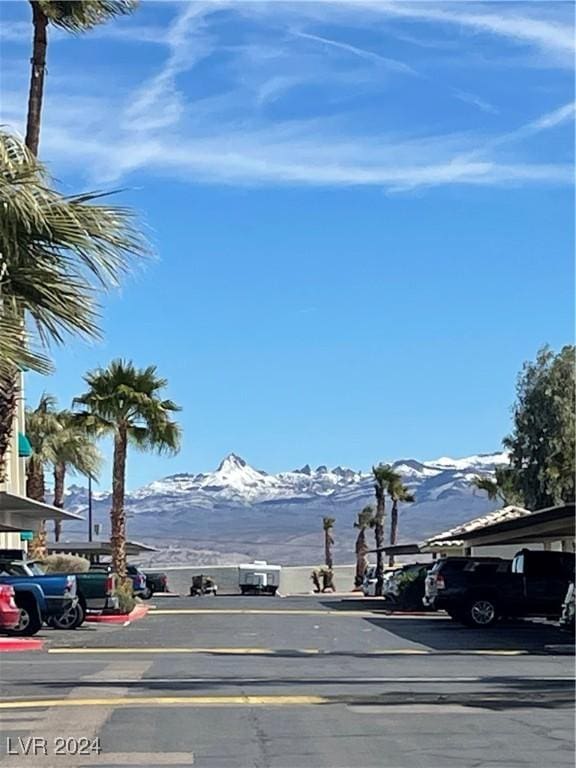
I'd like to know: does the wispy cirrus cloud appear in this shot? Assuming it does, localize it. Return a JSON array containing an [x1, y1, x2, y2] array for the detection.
[[0, 1, 573, 192]]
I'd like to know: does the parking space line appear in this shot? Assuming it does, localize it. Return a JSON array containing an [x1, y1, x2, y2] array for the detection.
[[48, 647, 533, 656], [0, 695, 328, 710], [146, 609, 442, 617]]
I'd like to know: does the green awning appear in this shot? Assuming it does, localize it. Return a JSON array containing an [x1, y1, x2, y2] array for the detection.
[[18, 433, 32, 458]]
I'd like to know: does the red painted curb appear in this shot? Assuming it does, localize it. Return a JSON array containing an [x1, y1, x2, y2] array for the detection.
[[0, 637, 44, 652], [86, 604, 149, 624]]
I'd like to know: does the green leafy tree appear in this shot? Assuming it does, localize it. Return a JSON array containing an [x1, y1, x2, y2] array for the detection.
[[322, 516, 335, 570], [372, 464, 396, 596], [52, 410, 102, 542], [354, 505, 375, 587], [25, 0, 138, 155], [503, 345, 575, 509], [0, 131, 146, 482], [74, 360, 181, 578]]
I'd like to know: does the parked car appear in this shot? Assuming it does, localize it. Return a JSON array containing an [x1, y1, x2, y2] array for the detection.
[[142, 571, 169, 599], [559, 582, 575, 634], [26, 560, 118, 626], [384, 563, 433, 611], [0, 561, 77, 636], [126, 564, 147, 597], [0, 584, 20, 632], [425, 550, 575, 627], [361, 565, 399, 598]]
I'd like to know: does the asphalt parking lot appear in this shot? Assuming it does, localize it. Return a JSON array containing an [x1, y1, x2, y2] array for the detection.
[[0, 595, 573, 767]]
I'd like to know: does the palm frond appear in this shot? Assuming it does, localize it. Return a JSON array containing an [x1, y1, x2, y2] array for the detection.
[[38, 1, 138, 33], [0, 130, 149, 347]]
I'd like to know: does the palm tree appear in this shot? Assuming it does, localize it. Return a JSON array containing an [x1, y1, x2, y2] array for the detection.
[[387, 478, 415, 566], [25, 0, 138, 155], [471, 475, 500, 501], [24, 394, 61, 558], [322, 516, 335, 570], [354, 505, 375, 588], [471, 470, 522, 507], [74, 360, 181, 578], [372, 463, 397, 596], [52, 410, 102, 542], [25, 394, 60, 503], [0, 130, 146, 480]]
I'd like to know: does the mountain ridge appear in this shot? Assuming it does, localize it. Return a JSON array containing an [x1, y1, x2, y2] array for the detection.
[[57, 452, 508, 565]]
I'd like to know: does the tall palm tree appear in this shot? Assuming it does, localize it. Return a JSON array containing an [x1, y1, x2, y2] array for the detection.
[[322, 516, 335, 570], [25, 0, 138, 155], [74, 360, 181, 578], [24, 394, 61, 558], [52, 410, 102, 542], [0, 131, 147, 480], [387, 477, 415, 566], [372, 463, 396, 596], [471, 470, 523, 507], [354, 505, 375, 588]]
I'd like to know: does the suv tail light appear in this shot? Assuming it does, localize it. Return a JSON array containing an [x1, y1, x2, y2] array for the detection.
[[105, 574, 115, 596], [436, 574, 445, 590]]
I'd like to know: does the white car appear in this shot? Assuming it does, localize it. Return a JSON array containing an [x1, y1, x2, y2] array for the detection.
[[362, 566, 398, 597]]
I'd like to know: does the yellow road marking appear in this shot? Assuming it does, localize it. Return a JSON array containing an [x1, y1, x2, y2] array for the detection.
[[48, 647, 528, 656], [0, 695, 327, 710]]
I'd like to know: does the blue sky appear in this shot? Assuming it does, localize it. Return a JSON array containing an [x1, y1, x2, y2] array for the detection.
[[1, 1, 574, 490]]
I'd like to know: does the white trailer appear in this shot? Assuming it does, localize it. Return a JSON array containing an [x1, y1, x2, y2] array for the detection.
[[238, 561, 281, 596]]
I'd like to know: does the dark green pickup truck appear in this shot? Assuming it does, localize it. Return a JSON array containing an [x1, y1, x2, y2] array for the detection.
[[26, 561, 118, 625]]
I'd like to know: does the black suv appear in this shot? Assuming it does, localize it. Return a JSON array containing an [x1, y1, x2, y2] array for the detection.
[[424, 550, 575, 628], [424, 557, 510, 624]]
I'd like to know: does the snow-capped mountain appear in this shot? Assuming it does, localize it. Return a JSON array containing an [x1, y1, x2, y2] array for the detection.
[[57, 452, 508, 565]]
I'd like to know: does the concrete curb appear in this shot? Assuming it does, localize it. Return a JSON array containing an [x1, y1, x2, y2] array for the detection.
[[0, 637, 44, 653], [86, 604, 149, 625]]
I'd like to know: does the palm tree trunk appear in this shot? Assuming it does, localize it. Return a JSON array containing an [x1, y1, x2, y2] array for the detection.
[[324, 528, 333, 569], [354, 529, 367, 587], [110, 426, 128, 579], [26, 457, 47, 558], [0, 371, 18, 484], [374, 490, 385, 596], [25, 1, 48, 156], [53, 461, 65, 542], [26, 457, 45, 501], [388, 499, 399, 567]]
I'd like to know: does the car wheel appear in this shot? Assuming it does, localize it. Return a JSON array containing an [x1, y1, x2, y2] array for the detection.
[[50, 602, 85, 630], [9, 599, 42, 636], [141, 587, 153, 600], [464, 597, 499, 627]]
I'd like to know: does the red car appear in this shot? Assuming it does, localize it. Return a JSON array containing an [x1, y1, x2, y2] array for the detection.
[[0, 584, 20, 632]]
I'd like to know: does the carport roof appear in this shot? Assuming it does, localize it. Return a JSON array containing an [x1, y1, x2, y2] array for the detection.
[[48, 540, 158, 556], [0, 491, 83, 532], [457, 503, 575, 547], [422, 505, 532, 546]]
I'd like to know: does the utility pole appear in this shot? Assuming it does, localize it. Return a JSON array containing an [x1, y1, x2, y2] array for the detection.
[[88, 475, 93, 542]]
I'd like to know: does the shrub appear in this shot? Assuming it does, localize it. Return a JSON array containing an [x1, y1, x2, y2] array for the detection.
[[40, 554, 90, 573], [114, 579, 136, 614]]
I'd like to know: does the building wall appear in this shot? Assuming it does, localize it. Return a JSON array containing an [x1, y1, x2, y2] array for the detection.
[[156, 564, 357, 596], [0, 372, 27, 551]]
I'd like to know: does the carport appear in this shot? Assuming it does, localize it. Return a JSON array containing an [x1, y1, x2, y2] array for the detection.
[[48, 540, 157, 563], [457, 503, 575, 551], [0, 491, 83, 533]]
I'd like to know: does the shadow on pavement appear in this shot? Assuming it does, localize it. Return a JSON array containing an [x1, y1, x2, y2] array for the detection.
[[15, 678, 575, 711]]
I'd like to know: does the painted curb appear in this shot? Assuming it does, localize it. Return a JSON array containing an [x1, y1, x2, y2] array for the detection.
[[0, 637, 44, 652], [86, 604, 149, 624]]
